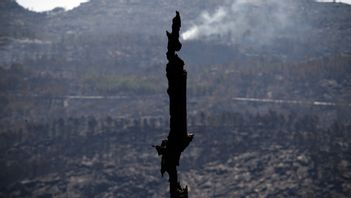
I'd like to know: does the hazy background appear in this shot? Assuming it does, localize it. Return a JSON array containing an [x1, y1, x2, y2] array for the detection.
[[1, 0, 351, 197]]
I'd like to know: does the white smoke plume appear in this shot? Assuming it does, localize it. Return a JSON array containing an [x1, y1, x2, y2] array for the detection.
[[181, 0, 303, 45]]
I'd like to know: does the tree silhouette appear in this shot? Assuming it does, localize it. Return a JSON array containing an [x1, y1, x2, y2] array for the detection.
[[154, 11, 193, 198]]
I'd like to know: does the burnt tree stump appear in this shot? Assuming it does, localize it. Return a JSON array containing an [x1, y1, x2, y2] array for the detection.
[[154, 11, 193, 198]]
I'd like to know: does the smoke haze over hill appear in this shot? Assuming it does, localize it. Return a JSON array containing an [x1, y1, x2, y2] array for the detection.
[[181, 0, 302, 46]]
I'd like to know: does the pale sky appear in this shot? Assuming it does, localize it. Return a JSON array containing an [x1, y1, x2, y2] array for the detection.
[[15, 0, 351, 12], [318, 0, 351, 3], [16, 0, 89, 12]]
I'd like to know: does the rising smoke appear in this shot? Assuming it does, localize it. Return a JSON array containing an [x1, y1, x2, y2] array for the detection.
[[181, 0, 306, 45]]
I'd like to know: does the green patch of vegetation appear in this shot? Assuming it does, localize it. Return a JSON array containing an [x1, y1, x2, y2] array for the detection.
[[83, 74, 164, 95]]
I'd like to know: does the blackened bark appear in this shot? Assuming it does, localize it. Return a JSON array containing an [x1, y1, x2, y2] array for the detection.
[[154, 11, 193, 198]]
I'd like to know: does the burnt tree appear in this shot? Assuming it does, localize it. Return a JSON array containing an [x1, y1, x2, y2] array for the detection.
[[154, 11, 193, 198]]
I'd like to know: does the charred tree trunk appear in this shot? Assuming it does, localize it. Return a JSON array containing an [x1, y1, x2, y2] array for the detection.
[[154, 11, 193, 198]]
